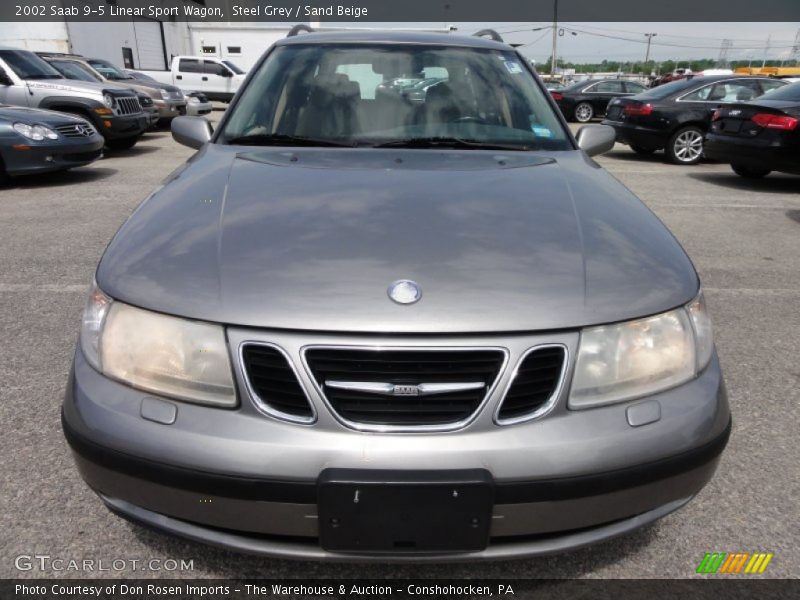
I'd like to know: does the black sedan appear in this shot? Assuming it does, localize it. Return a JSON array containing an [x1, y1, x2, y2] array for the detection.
[[0, 104, 104, 184], [602, 75, 787, 164], [551, 79, 647, 123], [705, 82, 800, 178]]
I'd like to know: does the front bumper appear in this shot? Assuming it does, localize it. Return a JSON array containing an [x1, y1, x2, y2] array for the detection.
[[96, 113, 149, 141], [62, 328, 730, 560], [153, 100, 188, 119], [2, 136, 104, 176]]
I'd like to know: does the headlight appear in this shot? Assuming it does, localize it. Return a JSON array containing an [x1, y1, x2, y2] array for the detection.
[[13, 122, 58, 141], [160, 89, 171, 100], [80, 284, 236, 407], [569, 293, 713, 409], [103, 93, 116, 108]]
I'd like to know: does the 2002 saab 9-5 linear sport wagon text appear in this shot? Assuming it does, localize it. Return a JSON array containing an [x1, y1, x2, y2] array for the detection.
[[62, 30, 730, 561]]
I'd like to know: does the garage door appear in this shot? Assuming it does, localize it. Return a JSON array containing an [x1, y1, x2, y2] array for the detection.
[[133, 20, 166, 70]]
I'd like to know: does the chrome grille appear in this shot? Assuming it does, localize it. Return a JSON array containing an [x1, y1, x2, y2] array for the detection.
[[496, 345, 567, 424], [116, 97, 142, 115], [55, 123, 96, 138], [304, 347, 507, 430], [241, 344, 315, 423]]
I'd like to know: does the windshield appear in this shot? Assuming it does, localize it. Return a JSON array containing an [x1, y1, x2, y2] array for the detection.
[[88, 59, 133, 80], [222, 61, 245, 75], [0, 50, 63, 80], [49, 60, 103, 83], [758, 81, 800, 102], [637, 78, 702, 99], [220, 44, 570, 150]]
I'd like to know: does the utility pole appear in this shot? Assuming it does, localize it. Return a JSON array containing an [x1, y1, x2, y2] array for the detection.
[[550, 0, 558, 76], [762, 34, 771, 68], [644, 33, 657, 65], [717, 39, 732, 68]]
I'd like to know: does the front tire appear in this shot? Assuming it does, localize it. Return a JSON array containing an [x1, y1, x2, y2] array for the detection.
[[573, 102, 594, 123], [731, 164, 771, 179], [0, 158, 10, 186], [105, 136, 139, 151], [666, 126, 705, 165]]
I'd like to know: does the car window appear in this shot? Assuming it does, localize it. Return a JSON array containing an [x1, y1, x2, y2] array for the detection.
[[0, 50, 63, 80], [681, 84, 713, 101], [759, 79, 787, 94], [637, 77, 701, 99], [756, 81, 800, 101], [204, 60, 228, 76], [221, 44, 571, 150], [624, 82, 646, 93], [222, 60, 245, 75], [49, 60, 102, 82], [591, 81, 624, 93], [179, 59, 201, 73], [88, 59, 133, 81], [710, 81, 760, 102]]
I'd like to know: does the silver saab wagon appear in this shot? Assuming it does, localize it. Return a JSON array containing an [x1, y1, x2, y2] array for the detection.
[[62, 29, 730, 561]]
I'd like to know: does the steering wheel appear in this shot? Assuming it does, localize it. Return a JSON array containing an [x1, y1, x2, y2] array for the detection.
[[451, 116, 488, 125]]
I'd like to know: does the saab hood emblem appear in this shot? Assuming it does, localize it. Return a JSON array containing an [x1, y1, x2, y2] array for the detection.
[[387, 280, 422, 305]]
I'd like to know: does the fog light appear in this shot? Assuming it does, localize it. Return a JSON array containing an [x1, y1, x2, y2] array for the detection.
[[103, 120, 112, 128], [45, 155, 54, 162]]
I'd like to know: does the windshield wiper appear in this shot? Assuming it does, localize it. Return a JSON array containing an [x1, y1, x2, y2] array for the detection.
[[373, 137, 530, 151], [226, 133, 358, 148]]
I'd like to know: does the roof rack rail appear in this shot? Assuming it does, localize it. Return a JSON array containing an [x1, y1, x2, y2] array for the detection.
[[473, 29, 504, 43], [287, 24, 314, 37]]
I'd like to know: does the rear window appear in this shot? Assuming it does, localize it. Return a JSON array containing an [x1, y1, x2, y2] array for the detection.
[[636, 78, 702, 100], [758, 82, 800, 102]]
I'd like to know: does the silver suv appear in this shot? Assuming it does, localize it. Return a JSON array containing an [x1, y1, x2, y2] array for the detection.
[[0, 48, 147, 149], [63, 30, 730, 560]]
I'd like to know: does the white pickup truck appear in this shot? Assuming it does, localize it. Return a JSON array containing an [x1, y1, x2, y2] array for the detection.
[[139, 56, 246, 102]]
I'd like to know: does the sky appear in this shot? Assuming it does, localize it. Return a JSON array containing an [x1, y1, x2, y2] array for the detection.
[[340, 22, 800, 64]]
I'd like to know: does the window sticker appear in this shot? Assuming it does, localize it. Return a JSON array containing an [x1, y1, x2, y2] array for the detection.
[[504, 61, 523, 74]]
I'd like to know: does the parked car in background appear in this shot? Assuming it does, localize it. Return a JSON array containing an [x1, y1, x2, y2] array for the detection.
[[63, 30, 729, 561], [138, 56, 246, 102], [551, 79, 647, 122], [705, 81, 800, 178], [602, 75, 787, 164], [0, 104, 103, 184], [39, 54, 186, 126], [38, 56, 157, 130], [126, 70, 213, 117], [0, 47, 147, 150]]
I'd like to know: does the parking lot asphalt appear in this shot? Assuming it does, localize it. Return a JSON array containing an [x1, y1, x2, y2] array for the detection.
[[1, 113, 798, 579]]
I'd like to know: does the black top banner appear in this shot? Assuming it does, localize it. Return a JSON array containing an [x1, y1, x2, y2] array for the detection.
[[1, 0, 799, 22]]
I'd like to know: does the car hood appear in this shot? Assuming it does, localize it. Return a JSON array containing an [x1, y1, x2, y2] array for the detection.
[[97, 146, 698, 333], [0, 105, 89, 125], [25, 78, 131, 96]]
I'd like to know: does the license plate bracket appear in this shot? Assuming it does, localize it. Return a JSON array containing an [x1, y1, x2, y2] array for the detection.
[[317, 469, 494, 553]]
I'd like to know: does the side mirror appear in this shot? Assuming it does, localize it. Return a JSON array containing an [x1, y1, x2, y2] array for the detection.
[[220, 69, 233, 78], [575, 124, 616, 157], [0, 68, 12, 86], [171, 116, 212, 149]]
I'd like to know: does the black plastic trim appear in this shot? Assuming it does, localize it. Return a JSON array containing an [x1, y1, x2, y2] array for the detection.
[[62, 412, 730, 505]]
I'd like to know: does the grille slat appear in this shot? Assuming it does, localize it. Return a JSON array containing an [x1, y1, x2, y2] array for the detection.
[[305, 348, 505, 429], [242, 345, 314, 420], [55, 123, 97, 138], [116, 96, 142, 115], [497, 347, 566, 422]]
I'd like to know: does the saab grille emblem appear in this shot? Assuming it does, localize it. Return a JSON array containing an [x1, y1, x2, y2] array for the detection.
[[326, 381, 485, 397], [387, 279, 422, 305]]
